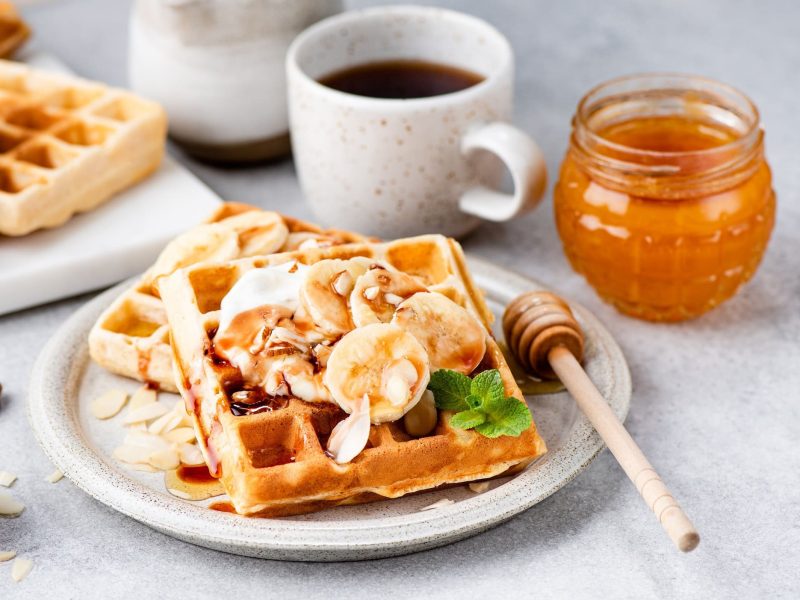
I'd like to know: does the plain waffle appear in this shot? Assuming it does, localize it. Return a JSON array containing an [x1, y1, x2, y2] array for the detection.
[[0, 2, 29, 59], [89, 203, 370, 391], [159, 235, 546, 516], [0, 59, 166, 235]]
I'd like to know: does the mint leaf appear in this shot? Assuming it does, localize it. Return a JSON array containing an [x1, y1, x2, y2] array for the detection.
[[465, 394, 483, 410], [428, 367, 533, 439], [470, 369, 503, 402], [474, 396, 532, 438], [428, 369, 471, 411], [449, 409, 486, 429]]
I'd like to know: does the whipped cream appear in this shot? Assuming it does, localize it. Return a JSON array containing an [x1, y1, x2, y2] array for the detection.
[[218, 261, 308, 333]]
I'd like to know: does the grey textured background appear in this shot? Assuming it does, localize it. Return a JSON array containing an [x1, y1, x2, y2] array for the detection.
[[1, 0, 799, 598]]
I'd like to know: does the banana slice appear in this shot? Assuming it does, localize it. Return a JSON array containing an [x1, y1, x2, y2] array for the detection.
[[216, 211, 289, 256], [144, 225, 240, 287], [282, 231, 344, 251], [299, 257, 373, 336], [392, 292, 486, 374], [323, 323, 430, 424], [349, 266, 426, 328]]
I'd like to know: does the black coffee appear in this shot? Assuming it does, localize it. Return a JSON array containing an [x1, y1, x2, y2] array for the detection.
[[317, 59, 484, 99]]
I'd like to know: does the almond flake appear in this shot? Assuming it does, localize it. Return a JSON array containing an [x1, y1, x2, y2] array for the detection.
[[148, 448, 180, 471], [0, 551, 16, 562], [468, 482, 490, 493], [418, 498, 454, 512], [129, 385, 157, 410], [123, 402, 168, 425], [363, 286, 380, 300], [164, 427, 196, 444], [148, 405, 184, 435], [46, 469, 64, 484], [167, 488, 192, 500], [90, 389, 128, 419], [124, 430, 170, 452], [129, 463, 158, 473], [178, 443, 204, 466], [11, 557, 33, 582], [0, 492, 24, 516], [0, 471, 16, 487], [112, 445, 152, 465]]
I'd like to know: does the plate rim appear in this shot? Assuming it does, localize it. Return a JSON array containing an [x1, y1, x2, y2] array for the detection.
[[28, 258, 631, 560]]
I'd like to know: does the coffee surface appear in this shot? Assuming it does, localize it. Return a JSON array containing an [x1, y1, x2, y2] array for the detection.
[[318, 59, 484, 99]]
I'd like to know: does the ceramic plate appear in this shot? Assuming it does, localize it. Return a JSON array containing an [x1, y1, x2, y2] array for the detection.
[[28, 258, 631, 561]]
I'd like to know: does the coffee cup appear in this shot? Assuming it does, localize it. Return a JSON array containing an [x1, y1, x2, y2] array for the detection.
[[286, 5, 547, 238]]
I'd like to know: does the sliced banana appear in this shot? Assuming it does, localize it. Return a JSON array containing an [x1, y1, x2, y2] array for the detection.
[[282, 231, 344, 251], [392, 292, 486, 374], [216, 211, 289, 257], [144, 225, 240, 287], [323, 323, 430, 424], [349, 266, 426, 328], [299, 257, 373, 336]]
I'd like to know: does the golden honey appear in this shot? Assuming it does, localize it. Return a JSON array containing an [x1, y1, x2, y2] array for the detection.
[[555, 74, 775, 321]]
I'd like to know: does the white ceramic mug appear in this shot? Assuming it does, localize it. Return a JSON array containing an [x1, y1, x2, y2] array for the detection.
[[286, 5, 547, 238]]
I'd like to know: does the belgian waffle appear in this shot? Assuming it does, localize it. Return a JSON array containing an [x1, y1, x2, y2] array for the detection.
[[89, 203, 370, 391], [159, 235, 547, 516], [0, 2, 28, 59], [0, 59, 166, 235]]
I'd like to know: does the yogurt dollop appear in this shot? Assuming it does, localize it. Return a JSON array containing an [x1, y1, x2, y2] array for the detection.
[[218, 261, 309, 333]]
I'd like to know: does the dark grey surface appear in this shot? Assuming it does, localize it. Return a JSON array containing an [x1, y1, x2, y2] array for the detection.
[[1, 0, 798, 597]]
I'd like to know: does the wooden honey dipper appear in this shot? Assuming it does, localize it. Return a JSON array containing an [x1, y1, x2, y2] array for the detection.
[[503, 291, 700, 552]]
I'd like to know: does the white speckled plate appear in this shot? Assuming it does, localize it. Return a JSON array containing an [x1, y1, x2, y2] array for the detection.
[[28, 258, 630, 561]]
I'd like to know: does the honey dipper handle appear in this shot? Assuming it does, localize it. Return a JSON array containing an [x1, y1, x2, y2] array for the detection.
[[548, 346, 700, 552]]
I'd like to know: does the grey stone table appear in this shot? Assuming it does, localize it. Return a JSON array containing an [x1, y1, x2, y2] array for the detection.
[[2, 0, 798, 597]]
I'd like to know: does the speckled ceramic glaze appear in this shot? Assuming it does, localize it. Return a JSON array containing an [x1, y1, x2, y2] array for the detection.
[[286, 6, 548, 239], [28, 259, 630, 561]]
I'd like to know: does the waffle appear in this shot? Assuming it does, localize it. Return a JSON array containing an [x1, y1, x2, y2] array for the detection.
[[0, 59, 166, 235], [159, 234, 547, 516], [0, 2, 29, 59], [89, 203, 370, 391]]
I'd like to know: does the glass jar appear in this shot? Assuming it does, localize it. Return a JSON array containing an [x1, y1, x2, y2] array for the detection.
[[554, 74, 775, 321]]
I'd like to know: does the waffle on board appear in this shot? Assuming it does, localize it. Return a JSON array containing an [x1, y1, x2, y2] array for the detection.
[[89, 203, 371, 391], [0, 2, 29, 59], [0, 59, 166, 235], [159, 235, 546, 516]]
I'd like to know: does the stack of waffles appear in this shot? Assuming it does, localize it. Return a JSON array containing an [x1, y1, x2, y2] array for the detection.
[[0, 59, 166, 235], [91, 203, 546, 516]]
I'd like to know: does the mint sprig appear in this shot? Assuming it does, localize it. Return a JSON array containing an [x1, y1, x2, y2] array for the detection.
[[427, 369, 532, 438]]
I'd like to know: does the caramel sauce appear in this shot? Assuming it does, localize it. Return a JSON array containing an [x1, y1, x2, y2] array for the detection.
[[209, 501, 236, 513], [164, 463, 224, 501]]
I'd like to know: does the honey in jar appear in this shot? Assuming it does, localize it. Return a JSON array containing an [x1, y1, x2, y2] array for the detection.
[[554, 74, 775, 321]]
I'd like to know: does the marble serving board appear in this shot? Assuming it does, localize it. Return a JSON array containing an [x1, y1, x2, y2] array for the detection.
[[0, 51, 221, 315]]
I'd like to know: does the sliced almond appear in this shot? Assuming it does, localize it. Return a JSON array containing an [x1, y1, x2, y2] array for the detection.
[[0, 550, 16, 562], [167, 488, 192, 500], [123, 431, 170, 453], [178, 443, 204, 466], [0, 471, 16, 487], [164, 427, 196, 444], [418, 498, 454, 512], [123, 402, 168, 425], [45, 469, 64, 484], [148, 405, 184, 435], [468, 481, 490, 493], [148, 447, 180, 471], [90, 388, 128, 419], [112, 445, 152, 465], [129, 385, 157, 410], [0, 492, 24, 517], [129, 463, 158, 473], [11, 557, 33, 582]]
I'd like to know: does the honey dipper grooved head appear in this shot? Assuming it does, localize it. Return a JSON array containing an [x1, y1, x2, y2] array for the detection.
[[502, 291, 584, 379]]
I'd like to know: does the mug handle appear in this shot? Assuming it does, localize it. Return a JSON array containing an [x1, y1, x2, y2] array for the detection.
[[459, 122, 547, 221]]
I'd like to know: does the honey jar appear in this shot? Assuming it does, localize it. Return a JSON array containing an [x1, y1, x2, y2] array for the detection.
[[554, 74, 775, 321]]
